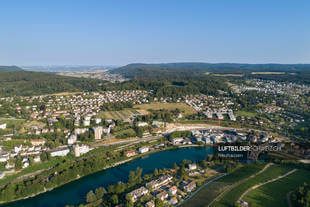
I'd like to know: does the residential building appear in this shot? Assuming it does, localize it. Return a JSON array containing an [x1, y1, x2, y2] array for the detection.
[[184, 181, 196, 192], [188, 163, 197, 170], [145, 200, 155, 207], [68, 135, 77, 145], [73, 144, 91, 157], [169, 197, 178, 205], [0, 123, 7, 129], [169, 186, 177, 195], [127, 186, 148, 202], [92, 126, 103, 140], [146, 175, 173, 189], [50, 147, 70, 157], [30, 139, 46, 146], [124, 150, 137, 157], [156, 191, 168, 201]]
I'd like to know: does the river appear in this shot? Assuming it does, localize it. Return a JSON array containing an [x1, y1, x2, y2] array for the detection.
[[4, 147, 213, 207]]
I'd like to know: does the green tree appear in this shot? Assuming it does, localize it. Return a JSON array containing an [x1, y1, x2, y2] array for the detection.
[[86, 190, 97, 203], [95, 187, 107, 199]]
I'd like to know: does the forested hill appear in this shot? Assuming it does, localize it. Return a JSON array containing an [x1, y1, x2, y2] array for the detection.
[[0, 65, 23, 71], [0, 70, 105, 97], [110, 63, 310, 79]]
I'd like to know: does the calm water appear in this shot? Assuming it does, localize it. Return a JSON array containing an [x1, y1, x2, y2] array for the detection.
[[4, 147, 212, 207]]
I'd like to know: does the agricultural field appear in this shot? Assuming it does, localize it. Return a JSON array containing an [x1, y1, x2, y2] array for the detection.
[[181, 182, 229, 207], [100, 109, 140, 120], [215, 164, 293, 207], [211, 73, 244, 77], [244, 169, 310, 207], [251, 72, 285, 75], [217, 162, 266, 183], [133, 103, 196, 115], [181, 163, 266, 207]]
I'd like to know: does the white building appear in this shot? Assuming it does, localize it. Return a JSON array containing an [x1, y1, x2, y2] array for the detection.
[[228, 112, 236, 121], [137, 122, 148, 127], [139, 147, 149, 154], [14, 145, 22, 153], [68, 134, 77, 145], [92, 126, 103, 140], [50, 147, 70, 157], [188, 163, 197, 170], [73, 144, 91, 157], [34, 155, 41, 163], [0, 123, 7, 129], [83, 120, 90, 126], [172, 138, 184, 145], [95, 118, 102, 124], [0, 153, 9, 162], [74, 128, 88, 135]]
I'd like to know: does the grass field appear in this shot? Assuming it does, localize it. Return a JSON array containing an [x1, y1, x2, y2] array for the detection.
[[215, 164, 293, 207], [244, 169, 310, 207], [100, 109, 140, 120], [0, 118, 25, 126], [235, 110, 257, 117], [133, 103, 196, 115]]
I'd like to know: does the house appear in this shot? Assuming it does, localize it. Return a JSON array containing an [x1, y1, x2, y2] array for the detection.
[[0, 123, 7, 129], [145, 200, 155, 207], [139, 147, 149, 154], [0, 153, 9, 162], [83, 120, 90, 126], [50, 147, 70, 157], [137, 122, 148, 127], [5, 162, 15, 169], [156, 191, 168, 201], [102, 126, 111, 134], [169, 197, 178, 205], [74, 128, 88, 135], [23, 161, 29, 169], [168, 186, 177, 195], [34, 155, 41, 163], [216, 113, 224, 120], [152, 121, 164, 127], [188, 163, 197, 170], [14, 145, 22, 153], [184, 181, 196, 192], [95, 118, 102, 124], [127, 186, 148, 202], [172, 138, 184, 145], [30, 139, 46, 146], [68, 135, 77, 145], [124, 150, 137, 157]]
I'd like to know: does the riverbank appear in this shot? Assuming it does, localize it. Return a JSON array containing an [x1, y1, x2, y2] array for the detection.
[[1, 145, 209, 205]]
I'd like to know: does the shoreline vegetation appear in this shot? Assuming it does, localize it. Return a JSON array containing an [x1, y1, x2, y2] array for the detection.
[[0, 144, 202, 205]]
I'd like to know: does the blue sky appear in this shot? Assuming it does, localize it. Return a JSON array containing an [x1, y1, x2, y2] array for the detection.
[[0, 0, 309, 66]]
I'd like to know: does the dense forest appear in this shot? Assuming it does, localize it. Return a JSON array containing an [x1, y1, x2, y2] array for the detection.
[[0, 66, 22, 71], [0, 68, 228, 98], [111, 63, 310, 84], [0, 70, 106, 97]]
